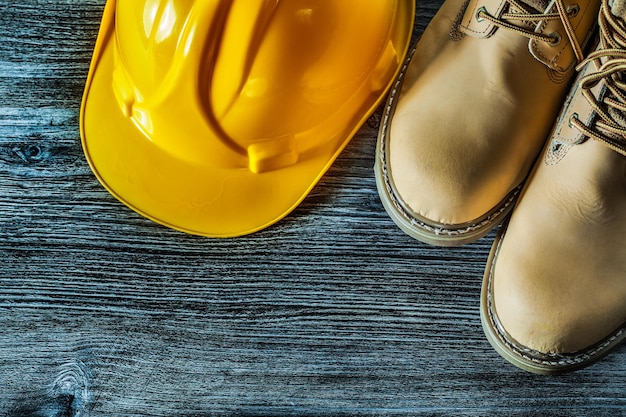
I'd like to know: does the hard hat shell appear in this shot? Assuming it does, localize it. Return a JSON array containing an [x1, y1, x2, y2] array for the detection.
[[80, 0, 414, 237]]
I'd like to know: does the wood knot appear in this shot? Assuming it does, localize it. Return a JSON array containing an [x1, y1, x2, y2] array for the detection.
[[8, 359, 93, 417], [48, 360, 92, 416], [13, 135, 50, 165], [367, 111, 382, 130]]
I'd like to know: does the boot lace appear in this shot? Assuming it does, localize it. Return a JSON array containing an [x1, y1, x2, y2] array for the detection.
[[569, 0, 626, 156], [477, 0, 585, 62]]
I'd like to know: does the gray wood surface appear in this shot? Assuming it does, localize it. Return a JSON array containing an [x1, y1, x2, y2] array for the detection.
[[1, 1, 625, 416]]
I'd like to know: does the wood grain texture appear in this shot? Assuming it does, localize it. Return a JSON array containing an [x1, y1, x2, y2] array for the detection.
[[1, 1, 625, 416]]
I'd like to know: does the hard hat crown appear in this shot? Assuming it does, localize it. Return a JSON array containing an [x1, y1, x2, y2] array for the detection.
[[112, 0, 406, 172], [81, 0, 414, 236]]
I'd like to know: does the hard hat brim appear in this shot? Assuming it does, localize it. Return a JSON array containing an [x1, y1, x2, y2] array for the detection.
[[80, 0, 414, 237]]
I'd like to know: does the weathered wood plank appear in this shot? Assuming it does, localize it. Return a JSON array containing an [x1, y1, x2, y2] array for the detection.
[[1, 1, 625, 416]]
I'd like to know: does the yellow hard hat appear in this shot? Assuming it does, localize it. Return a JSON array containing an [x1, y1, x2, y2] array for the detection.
[[80, 0, 414, 237]]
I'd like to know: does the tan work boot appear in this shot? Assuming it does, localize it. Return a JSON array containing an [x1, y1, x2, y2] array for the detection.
[[481, 0, 626, 374], [375, 0, 600, 246]]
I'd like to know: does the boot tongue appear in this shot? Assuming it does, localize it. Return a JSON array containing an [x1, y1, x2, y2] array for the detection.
[[606, 0, 626, 130], [610, 0, 626, 16], [517, 0, 549, 12]]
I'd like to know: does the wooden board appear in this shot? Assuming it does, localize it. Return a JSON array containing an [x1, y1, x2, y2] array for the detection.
[[1, 1, 624, 415]]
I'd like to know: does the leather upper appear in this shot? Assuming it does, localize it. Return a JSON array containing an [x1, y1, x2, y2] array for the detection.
[[492, 138, 626, 353]]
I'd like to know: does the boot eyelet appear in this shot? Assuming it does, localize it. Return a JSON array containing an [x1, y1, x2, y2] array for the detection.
[[567, 4, 580, 17], [476, 6, 487, 22], [569, 112, 579, 128], [549, 32, 562, 46]]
